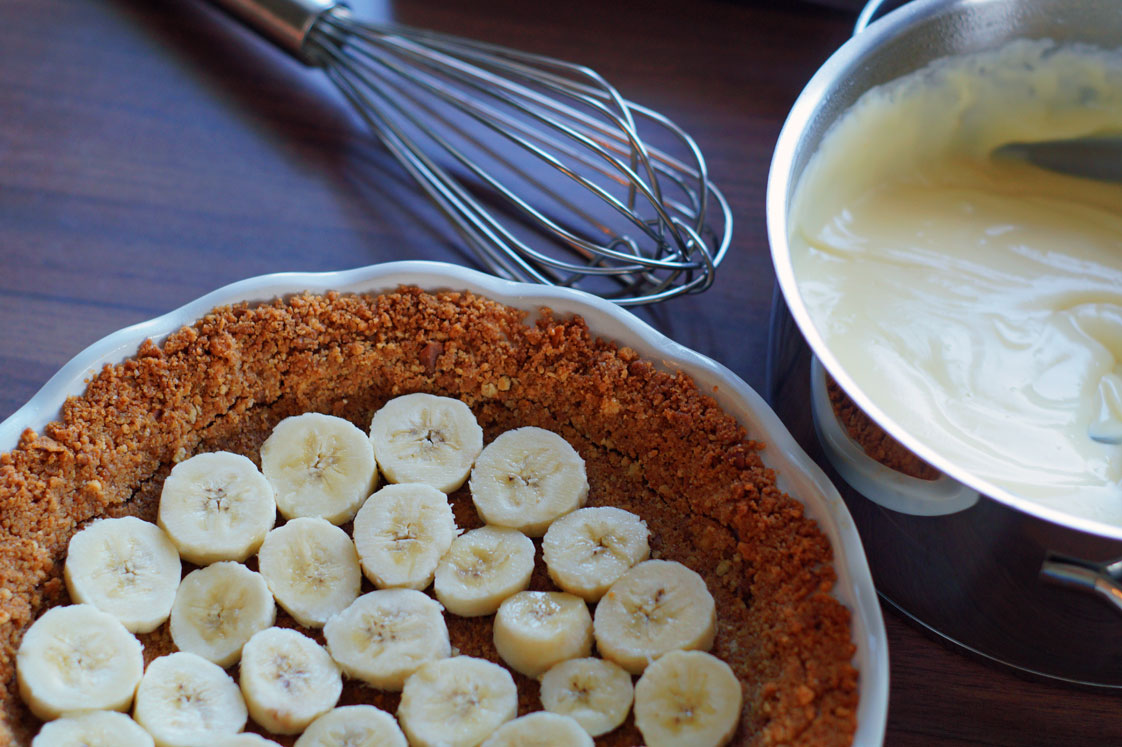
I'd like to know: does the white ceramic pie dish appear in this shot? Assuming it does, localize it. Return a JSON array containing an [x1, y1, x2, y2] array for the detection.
[[0, 260, 888, 745]]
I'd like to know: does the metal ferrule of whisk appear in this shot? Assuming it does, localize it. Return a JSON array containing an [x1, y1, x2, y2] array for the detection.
[[208, 0, 732, 305], [208, 0, 339, 61]]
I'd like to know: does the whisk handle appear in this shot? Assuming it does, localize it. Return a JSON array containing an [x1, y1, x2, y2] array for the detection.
[[207, 0, 342, 62]]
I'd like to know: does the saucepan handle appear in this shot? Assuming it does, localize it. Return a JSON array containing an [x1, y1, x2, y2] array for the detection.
[[1041, 554, 1122, 617]]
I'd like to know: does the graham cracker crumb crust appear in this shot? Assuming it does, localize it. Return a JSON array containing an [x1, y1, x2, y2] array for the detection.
[[0, 287, 858, 746]]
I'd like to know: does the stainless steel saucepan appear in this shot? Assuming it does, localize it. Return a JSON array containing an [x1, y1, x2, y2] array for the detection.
[[767, 0, 1122, 686]]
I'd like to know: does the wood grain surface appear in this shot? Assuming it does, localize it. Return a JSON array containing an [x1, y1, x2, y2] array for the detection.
[[1, 0, 1119, 744]]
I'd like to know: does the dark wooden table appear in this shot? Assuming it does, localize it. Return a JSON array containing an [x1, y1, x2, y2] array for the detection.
[[2, 0, 1119, 744]]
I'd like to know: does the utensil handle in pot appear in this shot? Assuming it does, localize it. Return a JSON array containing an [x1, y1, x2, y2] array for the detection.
[[854, 0, 911, 34]]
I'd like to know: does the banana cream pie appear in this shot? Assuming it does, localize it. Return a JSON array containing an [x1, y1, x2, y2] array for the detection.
[[0, 288, 858, 745]]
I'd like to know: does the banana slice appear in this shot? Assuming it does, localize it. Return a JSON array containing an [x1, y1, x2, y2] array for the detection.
[[397, 656, 517, 747], [239, 626, 343, 735], [369, 393, 484, 493], [633, 650, 743, 747], [323, 589, 451, 691], [157, 451, 277, 565], [352, 483, 458, 590], [132, 651, 248, 747], [31, 710, 154, 747], [16, 604, 144, 721], [492, 591, 593, 678], [542, 507, 650, 602], [539, 657, 634, 737], [256, 517, 362, 628], [433, 526, 535, 617], [169, 561, 276, 668], [480, 712, 594, 747], [63, 516, 181, 634], [261, 412, 378, 524], [468, 427, 589, 537], [592, 559, 716, 675], [214, 736, 283, 747], [294, 705, 407, 747]]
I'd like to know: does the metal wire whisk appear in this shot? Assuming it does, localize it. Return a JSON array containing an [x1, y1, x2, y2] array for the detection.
[[209, 0, 732, 304]]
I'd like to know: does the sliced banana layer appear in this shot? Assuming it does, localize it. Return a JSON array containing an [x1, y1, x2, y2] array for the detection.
[[239, 626, 343, 735], [397, 656, 517, 747], [369, 393, 484, 493], [169, 561, 276, 668], [539, 657, 634, 737], [157, 451, 277, 565], [17, 604, 144, 721], [133, 651, 248, 747], [352, 483, 458, 590], [433, 526, 535, 617], [469, 427, 589, 537], [64, 516, 181, 634], [542, 506, 650, 602], [480, 712, 594, 747], [261, 412, 378, 524], [593, 559, 716, 675], [214, 735, 283, 747], [323, 589, 451, 691], [257, 517, 362, 628], [634, 650, 743, 747], [294, 705, 407, 747], [31, 710, 154, 747], [493, 591, 593, 678]]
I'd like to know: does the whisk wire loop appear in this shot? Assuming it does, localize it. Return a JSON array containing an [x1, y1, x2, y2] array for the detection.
[[385, 30, 666, 213], [301, 4, 731, 303], [323, 19, 687, 256], [324, 62, 557, 284], [322, 42, 650, 280]]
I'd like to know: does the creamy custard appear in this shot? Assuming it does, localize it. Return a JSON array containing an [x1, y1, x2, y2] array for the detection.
[[790, 40, 1122, 524]]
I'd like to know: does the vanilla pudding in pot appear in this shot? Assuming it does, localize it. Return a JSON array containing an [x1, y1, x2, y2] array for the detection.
[[789, 40, 1122, 525]]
